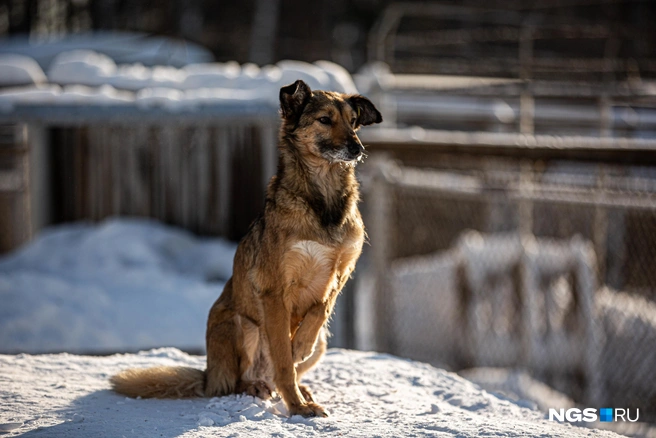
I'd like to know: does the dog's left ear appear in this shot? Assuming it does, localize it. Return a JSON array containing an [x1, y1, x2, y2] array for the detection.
[[280, 80, 312, 122], [348, 95, 383, 127]]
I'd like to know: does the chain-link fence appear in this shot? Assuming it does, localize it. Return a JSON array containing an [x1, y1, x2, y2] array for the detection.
[[360, 153, 656, 423]]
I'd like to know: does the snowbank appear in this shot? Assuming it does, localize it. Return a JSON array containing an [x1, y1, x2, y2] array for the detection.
[[0, 348, 620, 437], [0, 219, 236, 354]]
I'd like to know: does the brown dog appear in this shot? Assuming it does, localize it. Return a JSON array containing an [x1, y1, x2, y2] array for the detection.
[[110, 79, 382, 417]]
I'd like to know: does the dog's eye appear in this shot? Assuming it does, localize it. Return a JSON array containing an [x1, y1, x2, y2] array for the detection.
[[318, 116, 331, 125], [351, 118, 357, 126]]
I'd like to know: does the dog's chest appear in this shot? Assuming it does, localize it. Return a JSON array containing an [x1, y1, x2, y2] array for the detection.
[[281, 237, 361, 311]]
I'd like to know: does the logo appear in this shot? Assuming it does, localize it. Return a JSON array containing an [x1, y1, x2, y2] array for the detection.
[[548, 408, 639, 423], [599, 408, 613, 422]]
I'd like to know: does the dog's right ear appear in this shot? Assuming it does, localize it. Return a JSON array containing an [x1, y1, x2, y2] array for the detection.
[[280, 80, 311, 122]]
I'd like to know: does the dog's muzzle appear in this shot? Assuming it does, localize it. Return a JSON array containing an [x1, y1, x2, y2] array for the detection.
[[347, 141, 365, 160]]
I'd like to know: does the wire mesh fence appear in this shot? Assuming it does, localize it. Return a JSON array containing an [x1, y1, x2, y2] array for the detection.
[[361, 154, 656, 422]]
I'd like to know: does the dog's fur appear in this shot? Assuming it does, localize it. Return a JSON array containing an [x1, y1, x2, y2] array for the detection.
[[110, 80, 382, 417]]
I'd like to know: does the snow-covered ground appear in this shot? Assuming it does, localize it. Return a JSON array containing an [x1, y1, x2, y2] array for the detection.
[[0, 219, 236, 354], [0, 218, 633, 436], [0, 347, 622, 438]]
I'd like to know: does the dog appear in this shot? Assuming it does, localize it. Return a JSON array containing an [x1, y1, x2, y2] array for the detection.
[[110, 79, 382, 417]]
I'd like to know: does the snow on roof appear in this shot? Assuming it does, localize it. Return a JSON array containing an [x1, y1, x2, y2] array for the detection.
[[45, 51, 354, 94], [0, 54, 47, 86], [314, 60, 358, 94], [0, 51, 359, 112], [0, 84, 134, 112], [0, 348, 621, 437]]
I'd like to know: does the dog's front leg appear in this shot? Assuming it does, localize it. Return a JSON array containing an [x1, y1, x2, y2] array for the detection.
[[262, 293, 328, 417], [292, 302, 330, 364]]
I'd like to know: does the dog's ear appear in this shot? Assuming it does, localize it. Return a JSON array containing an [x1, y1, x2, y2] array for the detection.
[[349, 95, 383, 127], [280, 80, 312, 122]]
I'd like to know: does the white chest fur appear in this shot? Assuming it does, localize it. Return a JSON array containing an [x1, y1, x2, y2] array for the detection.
[[282, 240, 338, 311]]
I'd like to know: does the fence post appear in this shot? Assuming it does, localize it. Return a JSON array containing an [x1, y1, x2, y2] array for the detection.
[[592, 166, 608, 285], [369, 156, 395, 353], [520, 235, 539, 371], [518, 161, 534, 236], [572, 236, 605, 406]]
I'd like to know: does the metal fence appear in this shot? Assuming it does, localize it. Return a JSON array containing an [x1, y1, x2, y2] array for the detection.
[[360, 152, 656, 422]]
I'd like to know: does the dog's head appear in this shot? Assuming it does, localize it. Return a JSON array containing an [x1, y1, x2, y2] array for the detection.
[[279, 80, 382, 165]]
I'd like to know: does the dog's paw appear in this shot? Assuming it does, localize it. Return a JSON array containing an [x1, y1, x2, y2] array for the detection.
[[237, 380, 273, 400], [289, 402, 329, 418], [298, 384, 315, 403]]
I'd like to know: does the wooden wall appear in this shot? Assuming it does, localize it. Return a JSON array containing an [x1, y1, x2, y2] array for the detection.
[[49, 123, 278, 241]]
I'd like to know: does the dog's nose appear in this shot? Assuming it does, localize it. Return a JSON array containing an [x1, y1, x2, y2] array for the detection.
[[347, 141, 364, 158]]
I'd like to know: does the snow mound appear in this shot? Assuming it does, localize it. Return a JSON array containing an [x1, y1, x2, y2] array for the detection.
[[45, 50, 355, 95], [277, 60, 332, 91], [0, 348, 620, 437], [0, 54, 47, 86], [0, 218, 236, 354], [314, 60, 359, 94], [1, 52, 360, 110], [47, 50, 117, 86], [180, 61, 272, 90]]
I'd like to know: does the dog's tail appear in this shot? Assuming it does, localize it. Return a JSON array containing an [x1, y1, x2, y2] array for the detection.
[[110, 366, 205, 399]]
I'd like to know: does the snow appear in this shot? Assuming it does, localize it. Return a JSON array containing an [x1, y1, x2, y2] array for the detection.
[[0, 84, 134, 111], [0, 218, 236, 354], [178, 87, 271, 107], [0, 348, 621, 437], [276, 60, 332, 91], [0, 85, 63, 111], [47, 50, 118, 86], [0, 54, 47, 86], [45, 50, 356, 97], [314, 60, 359, 94], [459, 367, 577, 413], [0, 219, 622, 436], [0, 52, 360, 111], [135, 87, 184, 109]]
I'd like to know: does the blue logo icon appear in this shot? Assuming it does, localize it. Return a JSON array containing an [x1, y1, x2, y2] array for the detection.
[[600, 408, 613, 422]]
